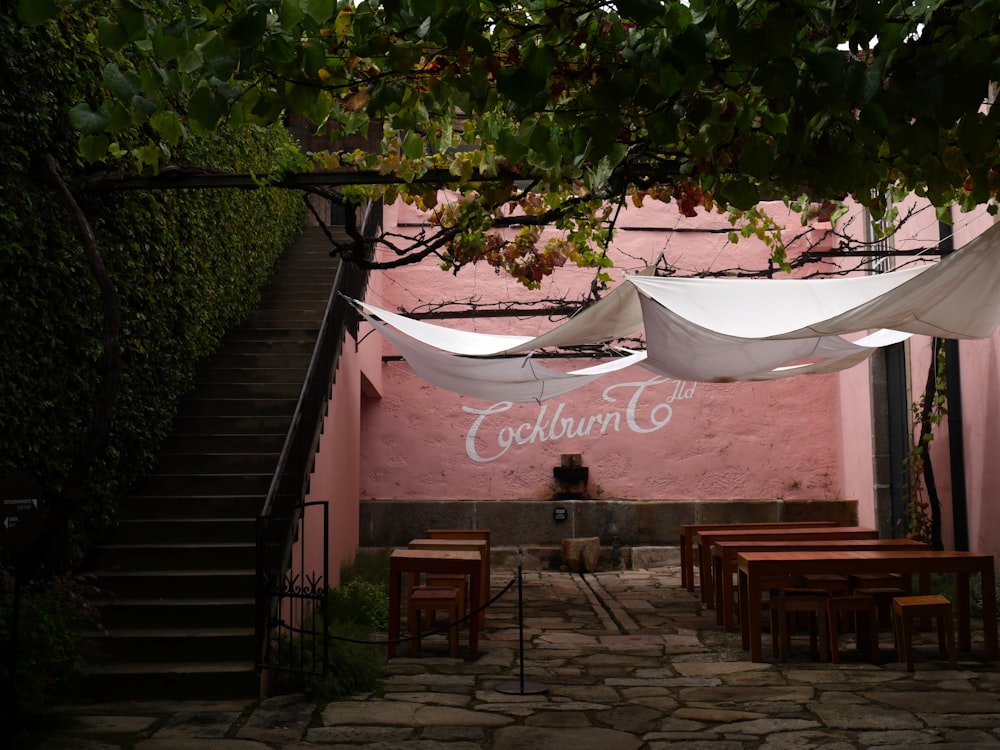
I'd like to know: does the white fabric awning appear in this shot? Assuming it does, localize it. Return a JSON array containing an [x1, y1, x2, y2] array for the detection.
[[365, 312, 647, 402], [637, 297, 913, 382], [355, 265, 649, 356], [356, 219, 1000, 400], [628, 218, 1000, 340]]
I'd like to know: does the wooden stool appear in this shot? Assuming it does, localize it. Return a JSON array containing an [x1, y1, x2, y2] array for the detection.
[[408, 586, 461, 657], [770, 589, 830, 661], [892, 594, 957, 671], [798, 574, 850, 595], [426, 573, 468, 627], [850, 572, 908, 592], [854, 586, 908, 629], [827, 594, 879, 663]]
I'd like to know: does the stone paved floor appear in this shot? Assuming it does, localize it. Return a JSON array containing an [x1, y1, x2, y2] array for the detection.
[[15, 563, 1000, 749]]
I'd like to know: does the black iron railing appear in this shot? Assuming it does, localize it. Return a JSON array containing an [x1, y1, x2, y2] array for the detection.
[[255, 200, 379, 676]]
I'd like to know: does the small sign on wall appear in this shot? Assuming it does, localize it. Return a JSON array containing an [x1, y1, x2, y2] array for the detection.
[[1, 471, 45, 553], [553, 507, 568, 523]]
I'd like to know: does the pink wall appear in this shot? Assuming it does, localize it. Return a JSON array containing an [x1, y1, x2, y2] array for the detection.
[[836, 360, 875, 528], [950, 211, 1000, 557], [302, 332, 378, 587], [360, 364, 842, 501], [359, 198, 850, 507], [304, 190, 1000, 561]]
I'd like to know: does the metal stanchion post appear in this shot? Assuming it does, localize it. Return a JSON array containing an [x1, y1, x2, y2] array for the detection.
[[496, 555, 547, 695]]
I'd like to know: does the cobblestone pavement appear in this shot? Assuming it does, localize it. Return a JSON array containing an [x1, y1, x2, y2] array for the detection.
[[17, 563, 1000, 749]]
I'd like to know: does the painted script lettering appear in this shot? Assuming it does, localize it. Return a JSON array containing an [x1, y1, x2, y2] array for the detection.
[[463, 376, 697, 462]]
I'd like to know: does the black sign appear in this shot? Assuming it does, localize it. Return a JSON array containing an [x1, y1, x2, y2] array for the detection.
[[552, 507, 568, 523], [1, 471, 45, 552]]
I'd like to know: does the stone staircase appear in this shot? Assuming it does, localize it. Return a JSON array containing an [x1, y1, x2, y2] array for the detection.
[[84, 227, 345, 700]]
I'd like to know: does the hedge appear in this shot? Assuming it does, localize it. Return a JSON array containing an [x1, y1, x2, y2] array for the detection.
[[0, 1, 307, 561]]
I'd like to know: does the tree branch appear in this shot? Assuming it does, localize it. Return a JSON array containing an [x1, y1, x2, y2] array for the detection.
[[40, 154, 121, 499]]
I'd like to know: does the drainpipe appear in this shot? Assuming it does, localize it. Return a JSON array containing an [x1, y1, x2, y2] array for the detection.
[[884, 343, 910, 536], [939, 221, 970, 550]]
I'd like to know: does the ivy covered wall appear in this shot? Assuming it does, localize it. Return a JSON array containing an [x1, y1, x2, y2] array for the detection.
[[0, 2, 306, 558]]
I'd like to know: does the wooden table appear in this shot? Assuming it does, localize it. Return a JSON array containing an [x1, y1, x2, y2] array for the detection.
[[712, 538, 927, 631], [388, 548, 483, 659], [426, 529, 492, 620], [679, 521, 839, 591], [407, 538, 490, 626], [697, 527, 879, 608], [737, 549, 998, 662]]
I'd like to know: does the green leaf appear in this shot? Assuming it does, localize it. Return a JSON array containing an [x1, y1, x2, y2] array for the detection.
[[496, 44, 556, 108], [131, 94, 159, 118], [68, 103, 112, 135], [188, 87, 226, 131], [97, 17, 129, 52], [229, 8, 269, 46], [401, 131, 425, 160], [118, 6, 149, 42], [103, 64, 142, 100], [738, 142, 775, 180], [279, 0, 306, 30], [152, 24, 187, 61], [303, 0, 336, 25], [178, 49, 204, 74], [387, 43, 423, 72], [135, 143, 162, 170], [151, 111, 186, 145], [719, 177, 760, 210], [78, 135, 110, 163], [17, 0, 57, 25], [615, 0, 663, 24]]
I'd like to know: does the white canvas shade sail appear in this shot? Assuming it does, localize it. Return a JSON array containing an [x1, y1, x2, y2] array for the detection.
[[357, 219, 1000, 399], [365, 313, 647, 402], [627, 218, 1000, 340]]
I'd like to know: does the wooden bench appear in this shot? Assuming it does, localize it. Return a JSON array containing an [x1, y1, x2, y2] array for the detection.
[[737, 550, 997, 663], [697, 527, 878, 608], [711, 538, 926, 632], [678, 521, 839, 591]]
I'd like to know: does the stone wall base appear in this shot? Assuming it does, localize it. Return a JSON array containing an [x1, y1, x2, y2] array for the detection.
[[359, 497, 859, 567]]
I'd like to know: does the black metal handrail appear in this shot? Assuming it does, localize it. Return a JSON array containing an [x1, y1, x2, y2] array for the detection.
[[255, 200, 379, 670]]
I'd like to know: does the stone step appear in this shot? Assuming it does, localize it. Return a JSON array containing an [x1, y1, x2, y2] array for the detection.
[[86, 627, 255, 663], [222, 327, 318, 343], [210, 352, 313, 369], [84, 227, 350, 700], [92, 569, 256, 599], [130, 472, 273, 496], [161, 433, 286, 454], [170, 414, 292, 435], [95, 597, 256, 630], [175, 397, 298, 418], [83, 661, 260, 700], [109, 517, 256, 544], [214, 338, 316, 355], [115, 495, 263, 521], [153, 451, 280, 475], [89, 542, 256, 571], [191, 382, 303, 399], [199, 367, 307, 384]]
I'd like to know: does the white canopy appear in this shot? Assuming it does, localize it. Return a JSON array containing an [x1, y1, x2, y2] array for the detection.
[[627, 218, 1000, 340], [355, 264, 650, 356], [357, 219, 1000, 400], [364, 312, 647, 402]]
